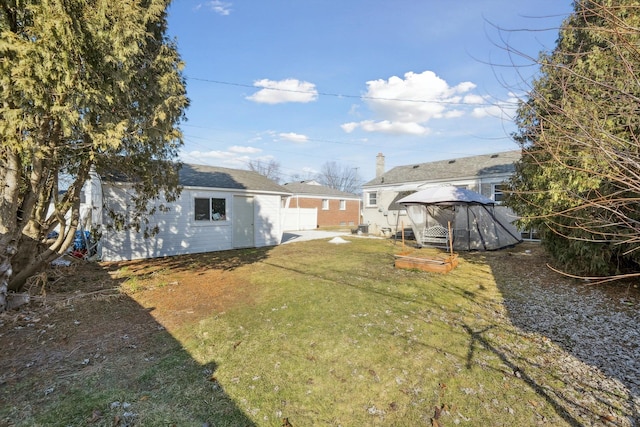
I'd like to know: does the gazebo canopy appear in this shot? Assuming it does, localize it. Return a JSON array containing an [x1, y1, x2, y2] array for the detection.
[[396, 186, 521, 251], [397, 186, 494, 205]]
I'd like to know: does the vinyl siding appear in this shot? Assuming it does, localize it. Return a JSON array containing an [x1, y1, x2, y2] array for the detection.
[[254, 194, 284, 247], [99, 185, 284, 261]]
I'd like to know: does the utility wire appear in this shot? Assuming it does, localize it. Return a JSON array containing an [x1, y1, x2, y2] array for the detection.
[[187, 76, 516, 107]]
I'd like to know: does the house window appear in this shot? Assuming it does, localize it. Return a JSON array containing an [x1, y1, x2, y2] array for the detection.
[[521, 228, 540, 241], [322, 199, 329, 210], [339, 200, 346, 210], [492, 184, 505, 203], [366, 192, 377, 207], [194, 197, 226, 221]]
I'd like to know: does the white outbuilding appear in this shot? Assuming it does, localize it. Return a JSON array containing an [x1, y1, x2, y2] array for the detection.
[[84, 164, 291, 261]]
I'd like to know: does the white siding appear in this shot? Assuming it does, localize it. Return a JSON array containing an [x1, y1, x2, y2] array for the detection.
[[98, 185, 284, 261], [361, 185, 413, 236], [254, 193, 284, 247]]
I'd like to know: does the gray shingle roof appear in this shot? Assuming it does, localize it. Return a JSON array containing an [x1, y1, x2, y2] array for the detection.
[[179, 164, 291, 193], [282, 181, 359, 198], [364, 151, 521, 186]]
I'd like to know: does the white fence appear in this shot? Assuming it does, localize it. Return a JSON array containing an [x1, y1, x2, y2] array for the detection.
[[281, 208, 317, 231]]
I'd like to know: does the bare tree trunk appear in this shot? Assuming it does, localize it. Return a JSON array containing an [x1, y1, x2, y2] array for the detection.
[[0, 150, 22, 312], [0, 252, 11, 312], [9, 225, 78, 293]]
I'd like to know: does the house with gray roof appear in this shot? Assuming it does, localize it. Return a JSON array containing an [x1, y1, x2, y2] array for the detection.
[[281, 180, 361, 230], [362, 151, 521, 237], [86, 163, 292, 261]]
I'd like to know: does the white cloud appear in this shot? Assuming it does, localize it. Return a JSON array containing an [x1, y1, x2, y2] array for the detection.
[[472, 93, 520, 119], [180, 145, 263, 168], [341, 70, 481, 136], [462, 94, 486, 104], [278, 132, 308, 143], [455, 81, 477, 93], [246, 79, 318, 104], [364, 71, 474, 123], [229, 145, 261, 154], [343, 120, 429, 136], [444, 110, 465, 119], [181, 150, 230, 161], [341, 122, 359, 133], [348, 104, 361, 117], [247, 130, 278, 143], [200, 1, 232, 15], [472, 105, 503, 119]]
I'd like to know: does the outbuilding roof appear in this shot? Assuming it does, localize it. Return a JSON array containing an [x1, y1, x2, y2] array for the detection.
[[179, 164, 291, 193], [101, 163, 291, 193], [364, 151, 521, 187], [282, 181, 360, 199]]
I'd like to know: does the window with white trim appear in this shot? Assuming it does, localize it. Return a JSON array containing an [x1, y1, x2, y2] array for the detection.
[[492, 184, 505, 203], [322, 199, 329, 210], [339, 199, 346, 210], [194, 197, 227, 221], [366, 192, 377, 207]]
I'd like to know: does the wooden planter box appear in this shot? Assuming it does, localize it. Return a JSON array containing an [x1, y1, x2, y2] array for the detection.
[[394, 252, 459, 274]]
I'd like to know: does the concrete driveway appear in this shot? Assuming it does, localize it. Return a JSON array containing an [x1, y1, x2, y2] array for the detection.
[[281, 229, 351, 244]]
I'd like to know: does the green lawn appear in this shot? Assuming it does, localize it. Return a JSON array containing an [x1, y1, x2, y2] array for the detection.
[[180, 239, 510, 426], [1, 237, 631, 426]]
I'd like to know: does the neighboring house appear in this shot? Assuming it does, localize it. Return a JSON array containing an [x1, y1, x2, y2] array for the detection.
[[281, 180, 361, 230], [361, 151, 521, 237], [85, 164, 292, 261]]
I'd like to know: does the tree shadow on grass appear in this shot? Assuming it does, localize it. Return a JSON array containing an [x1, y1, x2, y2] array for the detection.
[[0, 259, 256, 426], [261, 241, 600, 424], [463, 243, 640, 426], [102, 246, 274, 278], [461, 323, 585, 426]]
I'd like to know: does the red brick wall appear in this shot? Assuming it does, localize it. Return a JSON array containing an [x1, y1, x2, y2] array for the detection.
[[289, 197, 360, 227]]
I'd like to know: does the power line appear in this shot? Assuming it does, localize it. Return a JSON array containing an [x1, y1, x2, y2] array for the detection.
[[186, 76, 516, 107], [181, 125, 511, 165]]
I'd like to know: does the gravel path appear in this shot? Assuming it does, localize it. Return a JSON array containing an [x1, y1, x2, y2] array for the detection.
[[506, 282, 640, 393], [500, 265, 640, 425]]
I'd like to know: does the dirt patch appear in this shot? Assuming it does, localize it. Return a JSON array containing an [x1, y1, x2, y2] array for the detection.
[[101, 248, 270, 329], [0, 251, 258, 375], [0, 250, 267, 425], [124, 268, 255, 330], [2, 263, 147, 372]]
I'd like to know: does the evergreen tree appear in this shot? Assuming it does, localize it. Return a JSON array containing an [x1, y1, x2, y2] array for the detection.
[[506, 0, 640, 276], [0, 0, 188, 309]]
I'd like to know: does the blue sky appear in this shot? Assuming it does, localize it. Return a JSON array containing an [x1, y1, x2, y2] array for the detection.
[[167, 0, 574, 182]]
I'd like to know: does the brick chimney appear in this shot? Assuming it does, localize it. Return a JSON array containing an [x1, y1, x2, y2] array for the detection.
[[376, 153, 385, 178]]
